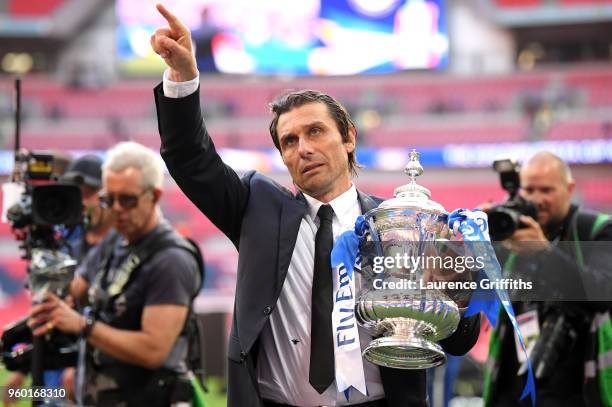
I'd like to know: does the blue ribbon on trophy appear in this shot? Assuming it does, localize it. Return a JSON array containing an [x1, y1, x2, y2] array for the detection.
[[332, 215, 368, 279], [448, 208, 536, 407]]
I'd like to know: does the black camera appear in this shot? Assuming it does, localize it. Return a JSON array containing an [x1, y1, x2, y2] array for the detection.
[[519, 304, 588, 379], [1, 152, 83, 373], [7, 153, 82, 252], [1, 317, 78, 373], [8, 183, 82, 228], [487, 159, 538, 241], [0, 231, 80, 374]]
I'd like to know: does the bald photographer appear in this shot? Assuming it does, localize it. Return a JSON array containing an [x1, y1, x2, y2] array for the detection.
[[482, 151, 612, 407]]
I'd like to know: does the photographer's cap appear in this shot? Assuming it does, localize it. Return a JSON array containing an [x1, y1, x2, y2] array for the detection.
[[61, 154, 102, 188]]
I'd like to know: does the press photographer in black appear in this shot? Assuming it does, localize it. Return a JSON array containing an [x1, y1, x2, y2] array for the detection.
[[27, 142, 203, 406], [481, 151, 612, 407]]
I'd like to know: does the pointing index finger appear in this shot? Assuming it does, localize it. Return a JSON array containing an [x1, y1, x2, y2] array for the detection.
[[156, 3, 187, 33]]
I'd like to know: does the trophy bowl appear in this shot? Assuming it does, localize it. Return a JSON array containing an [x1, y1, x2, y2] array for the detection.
[[355, 150, 460, 369]]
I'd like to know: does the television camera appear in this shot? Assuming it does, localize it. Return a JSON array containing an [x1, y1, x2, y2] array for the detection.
[[1, 79, 85, 386]]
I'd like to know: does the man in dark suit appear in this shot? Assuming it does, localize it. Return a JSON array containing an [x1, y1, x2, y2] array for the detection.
[[151, 4, 480, 406]]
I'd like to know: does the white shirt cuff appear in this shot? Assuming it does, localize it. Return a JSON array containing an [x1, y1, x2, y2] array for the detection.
[[162, 69, 200, 98]]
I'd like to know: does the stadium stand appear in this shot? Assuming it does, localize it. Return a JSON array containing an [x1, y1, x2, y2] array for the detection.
[[7, 0, 66, 17], [3, 65, 611, 151]]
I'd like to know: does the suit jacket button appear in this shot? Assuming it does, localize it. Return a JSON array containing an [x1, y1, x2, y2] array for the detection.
[[239, 351, 247, 362], [263, 306, 272, 315]]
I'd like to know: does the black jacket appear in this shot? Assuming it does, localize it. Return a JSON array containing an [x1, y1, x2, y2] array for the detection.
[[154, 84, 480, 407], [488, 205, 612, 407]]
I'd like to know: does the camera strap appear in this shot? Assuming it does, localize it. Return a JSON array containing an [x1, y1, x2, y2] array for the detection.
[[88, 231, 120, 313], [572, 210, 611, 268]]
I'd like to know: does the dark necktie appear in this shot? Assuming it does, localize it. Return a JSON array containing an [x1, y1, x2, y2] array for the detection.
[[309, 204, 335, 394]]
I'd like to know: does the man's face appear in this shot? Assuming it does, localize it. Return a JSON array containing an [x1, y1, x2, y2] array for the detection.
[[519, 162, 574, 227], [102, 167, 158, 241], [276, 102, 355, 202]]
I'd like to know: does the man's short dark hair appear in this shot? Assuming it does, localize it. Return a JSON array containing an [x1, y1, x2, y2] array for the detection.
[[269, 90, 360, 176]]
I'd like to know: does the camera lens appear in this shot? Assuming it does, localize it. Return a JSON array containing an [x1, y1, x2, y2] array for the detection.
[[31, 185, 82, 226], [488, 207, 520, 241]]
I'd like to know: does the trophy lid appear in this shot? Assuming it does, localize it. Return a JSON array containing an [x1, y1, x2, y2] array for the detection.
[[376, 149, 446, 215]]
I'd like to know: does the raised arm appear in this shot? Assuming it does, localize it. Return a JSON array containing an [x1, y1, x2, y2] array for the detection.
[[151, 4, 249, 244]]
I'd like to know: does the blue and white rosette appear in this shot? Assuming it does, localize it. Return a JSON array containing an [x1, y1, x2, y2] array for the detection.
[[330, 216, 368, 401], [448, 208, 536, 407]]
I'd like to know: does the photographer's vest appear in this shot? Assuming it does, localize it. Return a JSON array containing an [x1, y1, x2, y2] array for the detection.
[[482, 210, 612, 407], [87, 225, 204, 393]]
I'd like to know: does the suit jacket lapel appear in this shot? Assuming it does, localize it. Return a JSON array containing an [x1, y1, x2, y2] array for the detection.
[[276, 193, 308, 297], [238, 192, 307, 354], [358, 190, 381, 214]]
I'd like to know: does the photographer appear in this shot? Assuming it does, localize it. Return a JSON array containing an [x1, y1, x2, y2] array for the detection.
[[28, 142, 202, 406], [482, 151, 612, 407]]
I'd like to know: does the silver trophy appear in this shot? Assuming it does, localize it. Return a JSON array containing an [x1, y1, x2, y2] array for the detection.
[[355, 150, 460, 369]]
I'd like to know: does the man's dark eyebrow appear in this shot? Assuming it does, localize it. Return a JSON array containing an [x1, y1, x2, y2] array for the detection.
[[307, 120, 327, 129], [279, 132, 296, 143], [279, 121, 328, 142]]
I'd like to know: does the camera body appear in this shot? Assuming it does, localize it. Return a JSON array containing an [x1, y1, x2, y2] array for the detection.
[[8, 183, 82, 228], [1, 151, 83, 372], [488, 159, 538, 241], [7, 152, 82, 254], [1, 315, 78, 373], [525, 304, 588, 379]]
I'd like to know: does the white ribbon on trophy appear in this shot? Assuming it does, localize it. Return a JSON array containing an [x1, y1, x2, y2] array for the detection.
[[331, 258, 367, 399]]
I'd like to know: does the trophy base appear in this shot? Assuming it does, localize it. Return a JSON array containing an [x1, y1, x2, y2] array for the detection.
[[362, 335, 446, 369]]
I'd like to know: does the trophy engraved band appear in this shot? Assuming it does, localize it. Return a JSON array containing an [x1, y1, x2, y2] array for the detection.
[[355, 150, 460, 369]]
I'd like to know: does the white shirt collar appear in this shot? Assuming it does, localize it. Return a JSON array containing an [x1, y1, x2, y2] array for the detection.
[[303, 184, 358, 221]]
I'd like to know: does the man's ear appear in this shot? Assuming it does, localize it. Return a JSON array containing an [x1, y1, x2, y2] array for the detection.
[[344, 125, 356, 154], [152, 188, 163, 203], [567, 180, 576, 197]]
